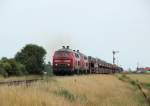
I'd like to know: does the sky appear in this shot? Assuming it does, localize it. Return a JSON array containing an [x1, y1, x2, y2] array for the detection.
[[0, 0, 150, 70]]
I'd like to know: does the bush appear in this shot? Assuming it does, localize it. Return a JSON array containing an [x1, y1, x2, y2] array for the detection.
[[0, 66, 8, 77], [14, 62, 28, 76], [0, 58, 27, 76], [44, 62, 53, 76], [15, 44, 46, 75]]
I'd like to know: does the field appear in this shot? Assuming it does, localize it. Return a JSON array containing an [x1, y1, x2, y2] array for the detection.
[[127, 74, 150, 84], [0, 75, 149, 106]]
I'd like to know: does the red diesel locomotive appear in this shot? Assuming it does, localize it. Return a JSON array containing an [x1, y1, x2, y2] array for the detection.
[[53, 46, 123, 75], [53, 46, 88, 75]]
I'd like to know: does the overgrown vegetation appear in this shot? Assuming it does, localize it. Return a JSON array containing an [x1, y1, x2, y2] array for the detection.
[[0, 44, 53, 77], [0, 57, 27, 77]]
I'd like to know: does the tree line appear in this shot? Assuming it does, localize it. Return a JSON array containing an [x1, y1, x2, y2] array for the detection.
[[0, 44, 53, 77]]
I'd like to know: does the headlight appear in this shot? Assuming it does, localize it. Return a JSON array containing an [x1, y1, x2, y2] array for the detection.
[[64, 60, 71, 62], [55, 64, 58, 66], [54, 60, 61, 62], [67, 64, 70, 66]]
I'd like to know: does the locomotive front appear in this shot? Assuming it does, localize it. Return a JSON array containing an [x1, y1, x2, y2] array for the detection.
[[53, 46, 75, 75]]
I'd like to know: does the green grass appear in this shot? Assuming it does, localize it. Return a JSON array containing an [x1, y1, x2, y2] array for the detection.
[[54, 88, 76, 102], [143, 83, 150, 89], [127, 74, 150, 84]]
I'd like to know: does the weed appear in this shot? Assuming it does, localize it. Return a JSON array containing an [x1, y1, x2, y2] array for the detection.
[[129, 80, 137, 86], [54, 89, 75, 102], [122, 74, 127, 78], [77, 95, 87, 102]]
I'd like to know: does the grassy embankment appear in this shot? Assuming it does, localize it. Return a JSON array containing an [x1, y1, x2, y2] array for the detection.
[[117, 73, 150, 105], [127, 74, 150, 101], [0, 75, 148, 106]]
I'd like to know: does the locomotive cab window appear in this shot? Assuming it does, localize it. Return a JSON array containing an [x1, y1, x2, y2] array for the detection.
[[78, 61, 80, 66], [84, 56, 87, 60], [75, 53, 80, 58], [55, 51, 70, 57]]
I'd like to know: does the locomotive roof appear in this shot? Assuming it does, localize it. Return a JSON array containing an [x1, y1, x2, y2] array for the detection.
[[56, 48, 88, 57], [56, 48, 74, 52]]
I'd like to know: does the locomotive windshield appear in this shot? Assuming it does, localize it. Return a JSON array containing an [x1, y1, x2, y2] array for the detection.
[[55, 51, 71, 57]]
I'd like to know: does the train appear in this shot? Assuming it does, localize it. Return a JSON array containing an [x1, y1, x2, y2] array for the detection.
[[53, 46, 123, 75]]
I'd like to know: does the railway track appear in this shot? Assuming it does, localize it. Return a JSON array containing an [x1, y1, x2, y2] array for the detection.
[[0, 78, 43, 86]]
